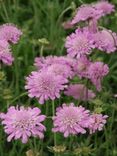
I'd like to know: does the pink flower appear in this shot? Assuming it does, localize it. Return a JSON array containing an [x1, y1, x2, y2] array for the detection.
[[0, 23, 22, 44], [94, 1, 115, 16], [34, 56, 75, 70], [0, 106, 46, 143], [87, 62, 109, 91], [65, 28, 94, 58], [73, 56, 91, 78], [0, 40, 14, 65], [64, 84, 95, 101], [93, 29, 117, 53], [52, 103, 92, 137], [89, 114, 108, 134], [46, 63, 74, 79], [71, 5, 102, 25], [25, 71, 68, 104]]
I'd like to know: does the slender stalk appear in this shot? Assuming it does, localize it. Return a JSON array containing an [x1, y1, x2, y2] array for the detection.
[[40, 45, 44, 57], [52, 100, 57, 146]]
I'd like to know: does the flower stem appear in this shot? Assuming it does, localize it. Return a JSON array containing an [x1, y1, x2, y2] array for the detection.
[[40, 45, 44, 57], [52, 100, 57, 145]]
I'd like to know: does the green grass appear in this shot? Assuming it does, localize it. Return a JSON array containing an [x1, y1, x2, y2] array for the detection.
[[0, 0, 117, 155]]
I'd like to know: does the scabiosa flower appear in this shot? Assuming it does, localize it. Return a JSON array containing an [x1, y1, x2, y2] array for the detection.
[[64, 84, 95, 101], [34, 56, 75, 70], [89, 114, 108, 134], [46, 63, 74, 79], [65, 28, 94, 58], [0, 106, 46, 143], [87, 62, 109, 91], [25, 71, 68, 104], [0, 23, 22, 44], [71, 4, 102, 25], [52, 103, 92, 137], [94, 1, 115, 16], [93, 29, 117, 53], [0, 40, 14, 65], [73, 56, 91, 78]]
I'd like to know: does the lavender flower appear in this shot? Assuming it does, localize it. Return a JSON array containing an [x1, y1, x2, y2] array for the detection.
[[89, 114, 108, 134], [73, 56, 91, 78], [64, 84, 95, 101], [93, 29, 117, 53], [25, 71, 68, 104], [0, 23, 22, 44], [87, 62, 109, 91], [52, 103, 92, 137], [94, 1, 115, 16], [46, 63, 74, 79], [34, 56, 75, 70], [0, 40, 14, 65], [0, 106, 46, 143], [71, 4, 102, 25], [65, 28, 94, 58]]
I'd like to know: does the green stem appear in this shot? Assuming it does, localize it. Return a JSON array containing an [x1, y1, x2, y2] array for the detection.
[[40, 45, 44, 57], [10, 92, 27, 103], [52, 100, 57, 146]]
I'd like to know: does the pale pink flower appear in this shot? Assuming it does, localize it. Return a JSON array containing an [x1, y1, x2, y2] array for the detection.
[[94, 1, 115, 16], [46, 63, 74, 79], [64, 84, 95, 101], [87, 62, 109, 91], [89, 114, 108, 134], [65, 28, 94, 58], [0, 106, 46, 143], [52, 103, 92, 137], [93, 29, 117, 53], [25, 71, 68, 104], [0, 23, 22, 44], [71, 4, 102, 24], [73, 56, 91, 78], [0, 40, 14, 65]]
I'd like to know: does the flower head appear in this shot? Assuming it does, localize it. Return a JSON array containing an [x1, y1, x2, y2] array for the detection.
[[64, 84, 95, 101], [25, 71, 68, 104], [46, 63, 74, 79], [87, 62, 109, 91], [89, 114, 108, 134], [0, 40, 14, 65], [65, 28, 94, 58], [93, 29, 117, 53], [73, 56, 91, 78], [52, 103, 92, 137], [0, 106, 46, 143], [94, 1, 115, 16], [0, 23, 22, 44], [71, 5, 102, 25], [34, 56, 75, 70]]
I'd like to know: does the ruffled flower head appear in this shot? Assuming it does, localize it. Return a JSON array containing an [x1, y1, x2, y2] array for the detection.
[[87, 62, 109, 91], [89, 114, 108, 134], [52, 103, 92, 137], [93, 29, 117, 53], [73, 56, 91, 78], [65, 28, 94, 58], [71, 4, 102, 25], [64, 84, 95, 101], [0, 23, 22, 44], [0, 40, 14, 65], [0, 106, 46, 143], [94, 1, 115, 16], [25, 71, 68, 104]]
